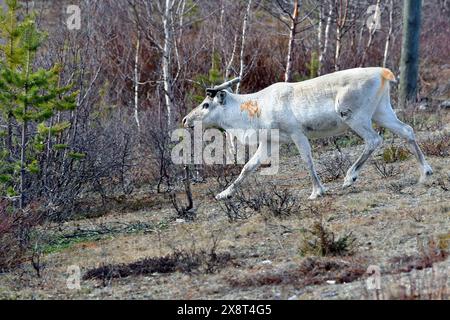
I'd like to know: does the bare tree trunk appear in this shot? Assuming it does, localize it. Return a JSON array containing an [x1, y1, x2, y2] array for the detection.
[[349, 9, 357, 66], [334, 0, 348, 72], [398, 0, 422, 108], [317, 3, 323, 68], [383, 0, 394, 68], [334, 29, 341, 71], [225, 33, 239, 80], [134, 31, 141, 131], [284, 0, 300, 82], [178, 0, 186, 41], [162, 0, 175, 127], [236, 0, 252, 94], [319, 1, 333, 75]]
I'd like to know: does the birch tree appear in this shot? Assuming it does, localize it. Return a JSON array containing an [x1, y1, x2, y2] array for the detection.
[[382, 0, 394, 68], [334, 0, 349, 71], [360, 0, 381, 67], [162, 0, 175, 127], [236, 0, 252, 94], [398, 0, 423, 108], [284, 0, 300, 82], [318, 0, 333, 75]]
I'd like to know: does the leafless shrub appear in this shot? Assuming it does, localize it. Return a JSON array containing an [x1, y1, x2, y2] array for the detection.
[[372, 159, 400, 178], [0, 201, 42, 271], [387, 181, 404, 194], [236, 181, 298, 215], [213, 195, 254, 222], [319, 151, 351, 182], [169, 166, 196, 220], [212, 178, 302, 221], [420, 133, 450, 157]]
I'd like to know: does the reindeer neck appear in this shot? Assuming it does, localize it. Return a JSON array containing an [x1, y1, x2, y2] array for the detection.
[[218, 92, 261, 131]]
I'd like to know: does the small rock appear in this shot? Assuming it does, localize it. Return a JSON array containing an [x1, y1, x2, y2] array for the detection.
[[288, 295, 298, 300], [175, 218, 185, 223], [322, 291, 337, 298], [260, 260, 272, 265], [440, 100, 450, 109], [326, 280, 336, 285], [418, 102, 429, 110]]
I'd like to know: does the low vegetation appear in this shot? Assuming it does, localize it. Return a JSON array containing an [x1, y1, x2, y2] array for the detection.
[[226, 257, 367, 289]]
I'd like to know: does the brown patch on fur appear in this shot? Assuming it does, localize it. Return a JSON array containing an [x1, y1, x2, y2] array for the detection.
[[240, 100, 261, 118], [381, 68, 396, 81], [377, 68, 396, 96]]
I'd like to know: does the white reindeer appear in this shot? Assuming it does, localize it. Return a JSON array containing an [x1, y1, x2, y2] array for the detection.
[[182, 67, 433, 200]]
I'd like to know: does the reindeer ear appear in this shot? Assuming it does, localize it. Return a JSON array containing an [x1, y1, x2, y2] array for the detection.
[[217, 90, 227, 105], [206, 89, 217, 98]]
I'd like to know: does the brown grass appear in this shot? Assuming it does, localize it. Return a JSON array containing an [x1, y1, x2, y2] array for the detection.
[[83, 249, 235, 282], [227, 256, 367, 288], [388, 237, 448, 274], [0, 201, 42, 271], [420, 133, 450, 157]]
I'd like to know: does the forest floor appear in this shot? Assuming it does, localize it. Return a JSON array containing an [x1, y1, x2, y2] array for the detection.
[[0, 112, 449, 300]]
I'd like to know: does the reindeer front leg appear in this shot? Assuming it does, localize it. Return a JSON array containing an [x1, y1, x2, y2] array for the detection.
[[290, 131, 326, 199], [216, 143, 267, 200], [226, 131, 237, 164]]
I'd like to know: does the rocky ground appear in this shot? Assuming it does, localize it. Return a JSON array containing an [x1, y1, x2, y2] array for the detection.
[[0, 112, 449, 300]]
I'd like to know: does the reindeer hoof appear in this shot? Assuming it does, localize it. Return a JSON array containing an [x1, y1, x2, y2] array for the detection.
[[419, 165, 433, 183], [308, 187, 326, 200], [342, 176, 357, 189], [215, 190, 233, 200]]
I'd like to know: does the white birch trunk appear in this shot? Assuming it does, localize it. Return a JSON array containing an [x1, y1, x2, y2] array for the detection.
[[162, 0, 174, 128], [360, 0, 381, 67], [383, 0, 394, 67], [334, 0, 348, 72], [236, 0, 252, 94], [318, 3, 323, 59], [319, 1, 333, 75], [134, 31, 141, 131], [225, 33, 239, 80], [284, 0, 300, 82], [335, 27, 341, 71]]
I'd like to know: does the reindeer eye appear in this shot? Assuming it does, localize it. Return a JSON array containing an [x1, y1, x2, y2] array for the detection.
[[203, 103, 209, 109]]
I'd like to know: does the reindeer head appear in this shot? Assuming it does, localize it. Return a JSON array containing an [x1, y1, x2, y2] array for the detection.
[[182, 78, 240, 129]]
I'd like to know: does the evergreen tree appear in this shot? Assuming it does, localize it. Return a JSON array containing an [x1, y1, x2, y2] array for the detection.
[[0, 0, 78, 209]]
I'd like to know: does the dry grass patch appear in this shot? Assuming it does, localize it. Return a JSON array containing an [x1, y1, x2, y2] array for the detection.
[[388, 236, 448, 274], [420, 133, 450, 157], [226, 256, 367, 288], [83, 248, 236, 284]]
